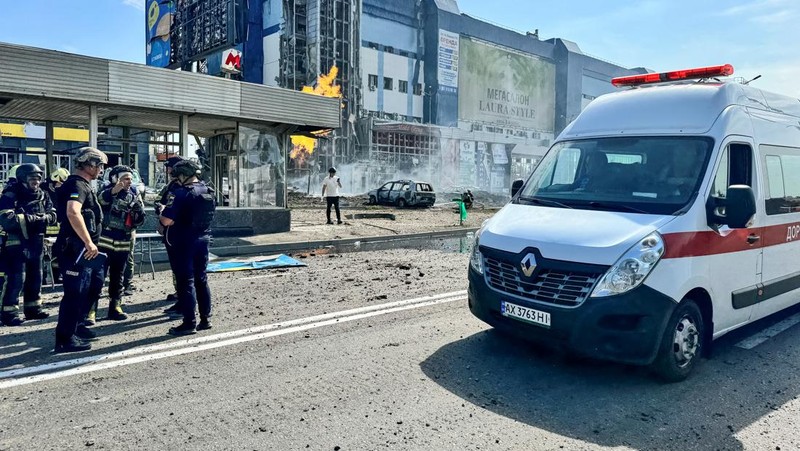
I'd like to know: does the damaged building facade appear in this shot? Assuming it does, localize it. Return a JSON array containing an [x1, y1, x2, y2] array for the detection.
[[149, 0, 646, 196]]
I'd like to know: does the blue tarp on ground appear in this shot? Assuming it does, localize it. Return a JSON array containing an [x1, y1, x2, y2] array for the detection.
[[207, 254, 307, 273]]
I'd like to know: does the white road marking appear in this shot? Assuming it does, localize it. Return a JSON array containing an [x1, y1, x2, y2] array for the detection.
[[0, 342, 30, 351], [0, 290, 466, 388], [735, 311, 800, 350]]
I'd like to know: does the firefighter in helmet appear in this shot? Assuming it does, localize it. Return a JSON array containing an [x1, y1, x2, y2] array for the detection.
[[157, 156, 183, 317], [53, 147, 108, 352], [42, 167, 70, 285], [0, 163, 57, 326], [93, 165, 145, 322]]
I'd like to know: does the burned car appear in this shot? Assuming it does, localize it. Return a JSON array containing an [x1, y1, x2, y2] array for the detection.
[[367, 180, 436, 207]]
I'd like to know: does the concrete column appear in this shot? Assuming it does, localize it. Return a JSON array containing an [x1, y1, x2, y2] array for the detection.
[[89, 105, 98, 148], [179, 114, 189, 157], [277, 133, 289, 208], [122, 127, 131, 166], [45, 121, 54, 176]]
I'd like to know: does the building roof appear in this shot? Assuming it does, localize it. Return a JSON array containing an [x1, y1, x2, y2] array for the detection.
[[0, 42, 341, 137]]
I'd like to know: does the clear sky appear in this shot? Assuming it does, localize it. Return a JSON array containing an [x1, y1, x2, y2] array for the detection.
[[457, 0, 799, 97], [0, 0, 797, 97]]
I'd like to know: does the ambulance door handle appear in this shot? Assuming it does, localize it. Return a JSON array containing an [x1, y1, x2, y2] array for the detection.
[[747, 234, 760, 244]]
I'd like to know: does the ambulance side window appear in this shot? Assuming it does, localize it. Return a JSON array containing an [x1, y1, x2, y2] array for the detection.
[[711, 150, 729, 198], [764, 149, 800, 215], [710, 144, 753, 200]]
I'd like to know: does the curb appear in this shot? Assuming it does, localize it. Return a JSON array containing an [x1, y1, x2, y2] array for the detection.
[[138, 228, 480, 267], [211, 227, 480, 257]]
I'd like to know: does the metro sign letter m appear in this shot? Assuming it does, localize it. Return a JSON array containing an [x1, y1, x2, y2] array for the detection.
[[225, 53, 241, 70]]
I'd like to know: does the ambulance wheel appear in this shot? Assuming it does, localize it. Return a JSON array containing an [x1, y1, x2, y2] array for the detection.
[[397, 198, 407, 208], [369, 195, 376, 205], [651, 300, 704, 383]]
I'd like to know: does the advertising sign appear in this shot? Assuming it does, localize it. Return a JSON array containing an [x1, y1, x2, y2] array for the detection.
[[437, 30, 460, 95], [458, 38, 556, 132], [171, 0, 245, 66], [459, 141, 476, 187], [491, 143, 508, 164], [146, 0, 173, 68]]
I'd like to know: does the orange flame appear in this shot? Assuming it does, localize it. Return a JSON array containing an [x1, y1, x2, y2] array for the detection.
[[301, 66, 342, 98], [290, 66, 342, 164]]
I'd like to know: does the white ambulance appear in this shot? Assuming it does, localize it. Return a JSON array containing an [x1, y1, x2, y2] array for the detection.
[[467, 64, 800, 381]]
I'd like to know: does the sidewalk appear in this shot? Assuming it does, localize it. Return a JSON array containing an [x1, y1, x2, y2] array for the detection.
[[132, 205, 497, 268], [208, 205, 496, 258]]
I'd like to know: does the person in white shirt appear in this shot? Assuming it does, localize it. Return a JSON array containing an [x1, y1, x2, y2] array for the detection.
[[321, 167, 343, 224]]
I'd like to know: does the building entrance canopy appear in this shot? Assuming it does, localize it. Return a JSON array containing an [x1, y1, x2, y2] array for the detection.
[[0, 42, 340, 210]]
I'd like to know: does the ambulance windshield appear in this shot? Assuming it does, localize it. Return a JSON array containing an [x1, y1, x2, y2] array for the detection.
[[517, 136, 714, 215]]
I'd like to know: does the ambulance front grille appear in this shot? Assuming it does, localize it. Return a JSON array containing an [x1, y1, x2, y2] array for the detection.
[[483, 257, 602, 307]]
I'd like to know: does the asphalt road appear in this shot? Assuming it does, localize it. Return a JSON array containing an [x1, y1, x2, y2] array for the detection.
[[3, 241, 800, 450]]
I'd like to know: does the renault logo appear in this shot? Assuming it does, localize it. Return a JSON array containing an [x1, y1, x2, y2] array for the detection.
[[520, 253, 537, 277]]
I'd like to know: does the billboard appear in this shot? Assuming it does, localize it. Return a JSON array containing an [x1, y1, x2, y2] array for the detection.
[[145, 0, 174, 68], [171, 0, 245, 66], [458, 38, 555, 132], [437, 30, 459, 95]]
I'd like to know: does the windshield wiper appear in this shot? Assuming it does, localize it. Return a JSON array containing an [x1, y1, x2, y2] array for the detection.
[[587, 201, 648, 214], [519, 196, 573, 209]]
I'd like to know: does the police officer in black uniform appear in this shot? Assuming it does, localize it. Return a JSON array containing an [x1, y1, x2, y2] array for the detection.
[[53, 147, 108, 353], [0, 164, 57, 326], [159, 160, 216, 336]]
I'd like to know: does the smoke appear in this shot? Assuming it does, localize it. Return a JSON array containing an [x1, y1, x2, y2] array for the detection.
[[288, 160, 440, 198]]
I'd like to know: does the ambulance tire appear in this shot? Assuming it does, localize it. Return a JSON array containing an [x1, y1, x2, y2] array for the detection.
[[651, 299, 704, 383], [369, 195, 377, 205], [397, 198, 407, 208]]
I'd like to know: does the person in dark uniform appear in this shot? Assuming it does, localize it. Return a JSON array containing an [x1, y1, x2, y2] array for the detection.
[[159, 160, 216, 336], [42, 167, 69, 285], [0, 164, 57, 326], [53, 147, 108, 353], [95, 165, 145, 322], [157, 156, 183, 317]]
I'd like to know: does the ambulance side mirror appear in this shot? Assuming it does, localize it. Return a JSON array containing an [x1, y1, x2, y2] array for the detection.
[[723, 185, 756, 229], [511, 179, 524, 198]]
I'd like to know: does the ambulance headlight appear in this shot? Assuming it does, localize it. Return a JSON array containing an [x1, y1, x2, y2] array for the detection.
[[591, 232, 664, 297], [469, 223, 487, 275]]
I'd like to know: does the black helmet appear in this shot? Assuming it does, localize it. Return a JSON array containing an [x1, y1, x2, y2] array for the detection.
[[172, 160, 201, 179], [328, 167, 336, 174], [16, 163, 44, 182], [109, 165, 134, 184], [165, 156, 184, 169], [74, 146, 108, 168]]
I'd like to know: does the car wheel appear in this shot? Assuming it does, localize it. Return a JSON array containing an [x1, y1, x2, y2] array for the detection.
[[369, 195, 376, 205], [397, 198, 407, 208], [651, 300, 704, 382]]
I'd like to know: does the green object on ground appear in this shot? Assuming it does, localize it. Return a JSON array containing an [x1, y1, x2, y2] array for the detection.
[[452, 198, 467, 224]]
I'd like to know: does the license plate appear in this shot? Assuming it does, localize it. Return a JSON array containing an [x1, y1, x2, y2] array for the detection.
[[501, 301, 551, 328]]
